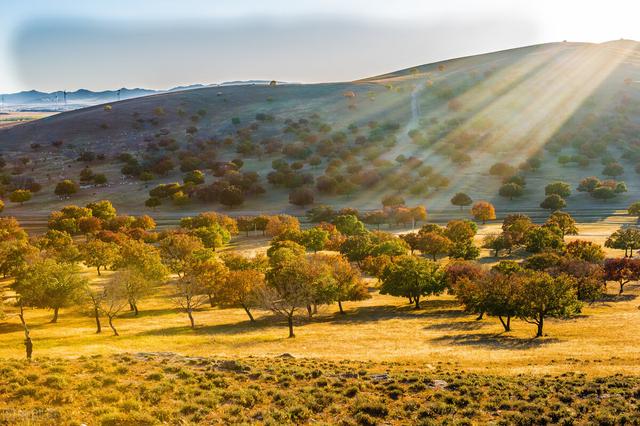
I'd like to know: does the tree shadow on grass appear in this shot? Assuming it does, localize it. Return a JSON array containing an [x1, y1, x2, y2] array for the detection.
[[593, 293, 637, 307], [0, 322, 25, 334], [135, 314, 280, 337], [423, 319, 489, 331], [121, 308, 179, 319], [312, 299, 468, 325], [430, 332, 560, 350]]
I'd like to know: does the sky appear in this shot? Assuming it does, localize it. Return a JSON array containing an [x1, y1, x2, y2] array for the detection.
[[2, 0, 640, 93]]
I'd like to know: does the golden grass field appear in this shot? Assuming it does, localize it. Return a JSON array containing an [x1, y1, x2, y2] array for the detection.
[[1, 222, 638, 377]]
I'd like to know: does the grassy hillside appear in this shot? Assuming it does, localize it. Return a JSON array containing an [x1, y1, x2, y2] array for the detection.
[[1, 41, 640, 223]]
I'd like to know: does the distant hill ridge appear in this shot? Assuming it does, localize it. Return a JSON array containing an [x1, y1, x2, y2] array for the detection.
[[0, 80, 288, 110]]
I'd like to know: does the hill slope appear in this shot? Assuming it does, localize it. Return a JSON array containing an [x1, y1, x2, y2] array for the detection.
[[1, 40, 640, 220]]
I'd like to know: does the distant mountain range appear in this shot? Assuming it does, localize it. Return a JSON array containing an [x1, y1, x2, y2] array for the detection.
[[0, 80, 285, 112]]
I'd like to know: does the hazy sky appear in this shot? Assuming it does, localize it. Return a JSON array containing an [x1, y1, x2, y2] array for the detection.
[[2, 0, 640, 93]]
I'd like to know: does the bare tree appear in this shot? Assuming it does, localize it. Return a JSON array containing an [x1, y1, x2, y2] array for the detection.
[[100, 271, 131, 336]]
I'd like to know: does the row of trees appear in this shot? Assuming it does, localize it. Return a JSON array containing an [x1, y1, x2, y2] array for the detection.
[[4, 202, 640, 351]]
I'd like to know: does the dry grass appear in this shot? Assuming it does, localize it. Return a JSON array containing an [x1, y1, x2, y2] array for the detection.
[[1, 245, 639, 377]]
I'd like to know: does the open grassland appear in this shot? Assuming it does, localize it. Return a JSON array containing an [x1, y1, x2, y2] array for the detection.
[[2, 353, 640, 425], [1, 221, 639, 378]]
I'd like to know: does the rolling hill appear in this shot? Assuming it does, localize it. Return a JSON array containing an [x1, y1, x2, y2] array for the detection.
[[1, 40, 640, 223]]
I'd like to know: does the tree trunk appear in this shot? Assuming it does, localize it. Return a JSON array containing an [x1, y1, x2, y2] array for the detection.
[[414, 295, 421, 309], [133, 303, 139, 316], [19, 305, 32, 360], [338, 300, 345, 314], [499, 315, 511, 332], [97, 266, 101, 276], [476, 311, 484, 320], [129, 302, 135, 311], [94, 307, 102, 333], [432, 254, 437, 261], [408, 296, 413, 304], [187, 309, 195, 329], [535, 315, 544, 338], [208, 293, 215, 308], [287, 315, 295, 338], [108, 316, 119, 336], [51, 307, 59, 323], [242, 304, 255, 322], [306, 304, 313, 319], [313, 304, 318, 314], [619, 281, 625, 295]]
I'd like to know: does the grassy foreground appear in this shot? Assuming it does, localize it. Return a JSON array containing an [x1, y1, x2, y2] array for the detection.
[[2, 353, 640, 425]]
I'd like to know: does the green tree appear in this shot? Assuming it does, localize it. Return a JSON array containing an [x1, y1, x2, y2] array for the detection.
[[114, 239, 167, 314], [300, 227, 330, 253], [380, 255, 446, 309], [540, 194, 566, 211], [605, 227, 640, 257], [591, 186, 616, 200], [546, 211, 578, 238], [86, 200, 117, 221], [9, 189, 32, 205], [517, 272, 581, 337], [262, 255, 323, 337], [524, 226, 564, 253], [12, 259, 87, 323], [628, 201, 640, 219], [499, 183, 524, 200], [545, 182, 571, 198], [55, 180, 79, 197], [332, 214, 367, 236], [339, 234, 373, 265], [450, 192, 472, 210], [80, 239, 120, 275]]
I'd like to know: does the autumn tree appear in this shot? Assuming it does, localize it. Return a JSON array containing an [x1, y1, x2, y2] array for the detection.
[[323, 254, 369, 314], [237, 216, 256, 236], [471, 201, 496, 224], [265, 215, 300, 237], [417, 232, 452, 261], [80, 239, 120, 275], [380, 255, 446, 309], [218, 269, 264, 321], [565, 240, 605, 263], [604, 258, 640, 294]]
